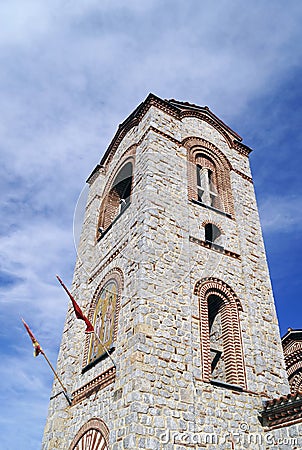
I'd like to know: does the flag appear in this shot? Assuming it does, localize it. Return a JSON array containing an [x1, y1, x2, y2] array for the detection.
[[22, 319, 43, 357], [56, 275, 94, 333]]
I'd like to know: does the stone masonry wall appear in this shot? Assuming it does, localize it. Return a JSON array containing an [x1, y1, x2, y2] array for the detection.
[[42, 100, 296, 450]]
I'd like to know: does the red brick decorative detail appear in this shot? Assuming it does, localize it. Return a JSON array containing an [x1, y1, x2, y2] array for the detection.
[[189, 235, 240, 260], [168, 98, 244, 146], [97, 148, 135, 238], [282, 330, 302, 394], [232, 168, 253, 183], [87, 94, 252, 182], [147, 125, 181, 145], [72, 367, 116, 405], [194, 278, 246, 388], [200, 220, 224, 234], [261, 391, 302, 429], [291, 373, 302, 393], [87, 165, 105, 186], [232, 140, 252, 157], [89, 240, 128, 283], [82, 268, 123, 369], [184, 136, 234, 216], [180, 110, 234, 149], [69, 417, 109, 449]]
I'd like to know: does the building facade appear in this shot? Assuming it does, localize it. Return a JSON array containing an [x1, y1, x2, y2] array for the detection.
[[42, 94, 302, 449]]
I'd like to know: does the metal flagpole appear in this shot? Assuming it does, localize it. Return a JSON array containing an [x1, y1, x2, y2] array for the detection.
[[41, 350, 73, 405], [22, 318, 72, 405], [93, 331, 116, 367]]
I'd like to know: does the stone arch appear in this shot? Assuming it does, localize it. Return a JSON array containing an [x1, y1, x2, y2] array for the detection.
[[183, 137, 234, 215], [194, 277, 246, 388], [83, 268, 124, 369], [69, 418, 109, 450]]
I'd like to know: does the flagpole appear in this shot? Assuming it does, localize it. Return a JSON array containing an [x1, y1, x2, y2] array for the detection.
[[93, 332, 116, 367], [22, 318, 72, 406], [41, 350, 73, 406]]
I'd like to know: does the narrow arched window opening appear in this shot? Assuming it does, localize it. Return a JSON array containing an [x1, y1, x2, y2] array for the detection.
[[205, 223, 221, 244], [196, 162, 220, 209], [112, 162, 132, 212], [208, 295, 227, 383], [197, 165, 217, 206], [197, 278, 246, 389], [98, 162, 133, 234]]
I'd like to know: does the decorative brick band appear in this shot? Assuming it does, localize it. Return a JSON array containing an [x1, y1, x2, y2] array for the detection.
[[88, 93, 251, 182], [147, 125, 181, 145], [89, 240, 128, 283], [189, 235, 240, 260], [181, 110, 234, 149], [232, 168, 253, 183], [286, 357, 302, 377], [72, 367, 116, 406], [232, 140, 252, 157], [201, 220, 224, 232]]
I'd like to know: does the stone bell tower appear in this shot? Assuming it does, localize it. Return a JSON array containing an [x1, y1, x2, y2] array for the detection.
[[42, 94, 291, 449]]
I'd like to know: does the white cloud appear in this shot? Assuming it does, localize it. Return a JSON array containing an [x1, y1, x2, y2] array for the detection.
[[259, 195, 302, 233]]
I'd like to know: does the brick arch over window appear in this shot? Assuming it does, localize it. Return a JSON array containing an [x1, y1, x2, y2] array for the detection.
[[69, 418, 109, 450], [194, 278, 246, 388], [83, 268, 123, 369], [97, 149, 135, 237], [184, 137, 234, 215], [290, 371, 302, 394]]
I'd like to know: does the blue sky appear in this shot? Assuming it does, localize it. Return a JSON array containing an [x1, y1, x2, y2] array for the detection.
[[1, 1, 302, 448]]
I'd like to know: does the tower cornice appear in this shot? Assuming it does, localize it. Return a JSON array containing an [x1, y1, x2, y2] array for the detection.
[[87, 93, 252, 183]]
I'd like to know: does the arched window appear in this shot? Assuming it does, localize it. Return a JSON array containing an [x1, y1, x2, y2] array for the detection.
[[208, 294, 226, 382], [195, 154, 222, 210], [98, 161, 133, 236], [83, 269, 123, 370], [195, 278, 246, 388], [184, 137, 234, 216], [196, 161, 219, 208], [69, 418, 109, 450]]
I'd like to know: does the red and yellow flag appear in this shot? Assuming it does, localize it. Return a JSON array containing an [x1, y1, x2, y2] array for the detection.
[[56, 275, 94, 334], [22, 319, 43, 357]]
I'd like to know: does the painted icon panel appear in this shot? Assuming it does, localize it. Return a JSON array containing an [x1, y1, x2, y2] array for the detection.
[[88, 280, 117, 364]]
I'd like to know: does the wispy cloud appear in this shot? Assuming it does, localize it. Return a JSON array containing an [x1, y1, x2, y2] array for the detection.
[[259, 195, 302, 233]]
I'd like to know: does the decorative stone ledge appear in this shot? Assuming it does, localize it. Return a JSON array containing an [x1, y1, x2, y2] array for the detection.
[[89, 240, 128, 283], [233, 168, 253, 183], [190, 198, 233, 219], [260, 391, 302, 429], [72, 366, 116, 406], [189, 235, 241, 260]]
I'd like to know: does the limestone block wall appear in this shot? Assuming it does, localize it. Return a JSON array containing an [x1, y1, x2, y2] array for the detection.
[[42, 98, 294, 450]]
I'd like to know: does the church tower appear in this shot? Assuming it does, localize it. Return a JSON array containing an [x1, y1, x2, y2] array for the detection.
[[42, 94, 292, 449]]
